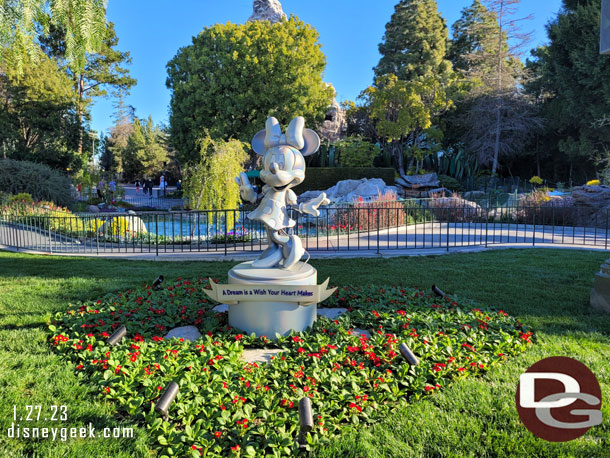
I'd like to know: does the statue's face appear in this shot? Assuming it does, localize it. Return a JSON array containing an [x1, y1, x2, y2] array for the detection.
[[259, 145, 305, 190]]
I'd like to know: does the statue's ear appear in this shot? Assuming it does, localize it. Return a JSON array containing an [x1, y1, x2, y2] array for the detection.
[[251, 129, 267, 155], [301, 129, 321, 156]]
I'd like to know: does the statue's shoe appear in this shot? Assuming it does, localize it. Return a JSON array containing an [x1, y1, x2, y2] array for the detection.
[[252, 246, 283, 268], [282, 235, 305, 270]]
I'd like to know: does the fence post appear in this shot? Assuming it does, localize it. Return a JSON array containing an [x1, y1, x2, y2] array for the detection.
[[225, 210, 228, 256], [155, 213, 159, 257], [532, 207, 536, 247], [606, 209, 608, 251], [446, 207, 450, 252], [605, 209, 608, 250], [376, 209, 380, 254], [485, 200, 489, 248]]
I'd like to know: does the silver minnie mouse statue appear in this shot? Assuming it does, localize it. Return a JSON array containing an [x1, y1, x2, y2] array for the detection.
[[235, 117, 330, 270]]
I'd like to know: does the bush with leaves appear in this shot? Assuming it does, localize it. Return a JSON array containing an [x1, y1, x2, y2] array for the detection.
[[184, 136, 248, 229], [50, 278, 534, 457], [0, 159, 73, 206], [335, 137, 380, 168]]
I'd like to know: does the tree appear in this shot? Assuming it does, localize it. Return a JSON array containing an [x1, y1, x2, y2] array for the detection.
[[41, 21, 136, 154], [121, 116, 169, 182], [183, 136, 248, 227], [360, 74, 451, 178], [374, 0, 452, 82], [102, 98, 136, 175], [0, 48, 81, 170], [526, 0, 610, 183], [166, 16, 334, 165], [0, 0, 107, 74], [445, 0, 536, 175]]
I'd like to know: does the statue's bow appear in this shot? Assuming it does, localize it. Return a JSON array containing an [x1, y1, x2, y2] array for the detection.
[[264, 116, 305, 150]]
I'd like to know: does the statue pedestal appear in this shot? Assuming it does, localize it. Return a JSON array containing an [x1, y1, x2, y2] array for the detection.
[[227, 261, 317, 336]]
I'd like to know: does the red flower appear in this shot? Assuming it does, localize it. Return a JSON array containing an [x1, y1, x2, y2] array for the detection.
[[214, 431, 222, 438], [231, 445, 240, 451]]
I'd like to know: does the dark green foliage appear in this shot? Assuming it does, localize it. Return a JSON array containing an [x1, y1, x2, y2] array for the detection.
[[0, 159, 73, 205], [0, 50, 82, 170], [438, 175, 465, 193], [525, 0, 610, 183], [335, 137, 381, 167], [166, 17, 334, 165], [295, 167, 396, 193], [374, 0, 452, 81]]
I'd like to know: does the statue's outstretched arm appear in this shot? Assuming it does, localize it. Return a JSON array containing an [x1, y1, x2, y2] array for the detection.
[[235, 172, 257, 204]]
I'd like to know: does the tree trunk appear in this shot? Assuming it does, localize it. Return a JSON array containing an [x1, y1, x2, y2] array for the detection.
[[491, 1, 504, 178], [394, 142, 408, 181], [77, 74, 84, 155]]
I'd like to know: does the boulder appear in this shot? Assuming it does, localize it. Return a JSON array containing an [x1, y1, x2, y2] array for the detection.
[[569, 185, 610, 227], [164, 325, 202, 342], [318, 85, 347, 142], [427, 197, 484, 221], [88, 205, 100, 213], [247, 0, 286, 23], [298, 178, 398, 204]]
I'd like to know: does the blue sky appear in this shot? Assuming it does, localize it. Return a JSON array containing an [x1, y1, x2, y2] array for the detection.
[[90, 0, 564, 137]]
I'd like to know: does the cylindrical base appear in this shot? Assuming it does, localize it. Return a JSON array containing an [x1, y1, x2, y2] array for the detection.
[[228, 261, 317, 337]]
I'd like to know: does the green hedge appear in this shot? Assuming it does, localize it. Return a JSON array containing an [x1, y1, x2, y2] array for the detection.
[[295, 167, 395, 192], [0, 159, 73, 206]]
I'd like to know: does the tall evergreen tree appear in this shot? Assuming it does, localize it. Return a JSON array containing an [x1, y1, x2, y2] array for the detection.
[[122, 116, 168, 181], [41, 21, 136, 154], [374, 0, 452, 81], [525, 0, 610, 183]]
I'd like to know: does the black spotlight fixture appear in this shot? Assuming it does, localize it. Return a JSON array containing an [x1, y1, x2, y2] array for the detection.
[[298, 397, 314, 448], [399, 343, 419, 366], [155, 381, 179, 421], [107, 325, 127, 346], [152, 275, 164, 290], [431, 284, 447, 299]]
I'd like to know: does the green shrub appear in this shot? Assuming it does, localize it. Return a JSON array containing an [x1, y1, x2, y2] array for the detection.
[[438, 175, 464, 192], [0, 159, 73, 206], [296, 167, 395, 192], [7, 192, 34, 204], [335, 137, 381, 167]]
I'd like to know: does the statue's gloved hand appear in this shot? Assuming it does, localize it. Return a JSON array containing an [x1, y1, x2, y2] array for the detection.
[[300, 192, 330, 217], [234, 172, 257, 203]]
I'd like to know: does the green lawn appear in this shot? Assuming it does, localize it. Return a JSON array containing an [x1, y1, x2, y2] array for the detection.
[[0, 249, 608, 457]]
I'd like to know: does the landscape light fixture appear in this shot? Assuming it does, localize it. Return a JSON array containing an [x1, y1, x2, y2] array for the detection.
[[155, 381, 179, 421], [152, 275, 164, 290], [399, 343, 419, 366], [298, 397, 314, 448], [107, 325, 127, 346], [431, 284, 447, 299]]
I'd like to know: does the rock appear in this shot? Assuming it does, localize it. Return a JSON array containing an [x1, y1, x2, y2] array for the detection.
[[317, 308, 348, 319], [570, 185, 610, 227], [241, 348, 285, 364], [427, 197, 484, 221], [164, 325, 202, 342], [463, 191, 486, 201], [318, 85, 347, 142], [395, 173, 440, 189], [314, 178, 397, 204], [248, 0, 286, 23], [213, 304, 228, 313], [353, 329, 371, 338], [128, 216, 148, 234], [88, 205, 100, 213]]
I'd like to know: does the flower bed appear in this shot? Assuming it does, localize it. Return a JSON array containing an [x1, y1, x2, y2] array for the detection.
[[49, 278, 533, 457]]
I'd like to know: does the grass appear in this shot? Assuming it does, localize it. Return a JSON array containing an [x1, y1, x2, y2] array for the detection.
[[0, 249, 608, 457]]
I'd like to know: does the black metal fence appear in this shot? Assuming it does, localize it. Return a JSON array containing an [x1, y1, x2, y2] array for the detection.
[[0, 202, 608, 255]]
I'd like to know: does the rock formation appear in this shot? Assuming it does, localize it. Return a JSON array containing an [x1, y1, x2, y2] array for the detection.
[[318, 85, 347, 143], [248, 0, 286, 24]]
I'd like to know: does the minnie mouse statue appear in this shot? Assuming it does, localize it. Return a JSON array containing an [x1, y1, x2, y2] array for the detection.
[[236, 116, 330, 270]]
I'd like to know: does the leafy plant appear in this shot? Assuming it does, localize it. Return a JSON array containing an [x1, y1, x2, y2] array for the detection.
[[335, 137, 381, 168], [49, 278, 533, 457]]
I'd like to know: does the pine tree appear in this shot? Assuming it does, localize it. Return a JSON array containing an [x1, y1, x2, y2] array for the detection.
[[374, 0, 452, 81]]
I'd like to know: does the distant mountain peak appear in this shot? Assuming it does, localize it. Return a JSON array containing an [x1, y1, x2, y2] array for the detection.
[[248, 0, 287, 24]]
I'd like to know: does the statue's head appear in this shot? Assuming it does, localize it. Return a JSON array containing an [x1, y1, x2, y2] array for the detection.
[[252, 117, 320, 191]]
